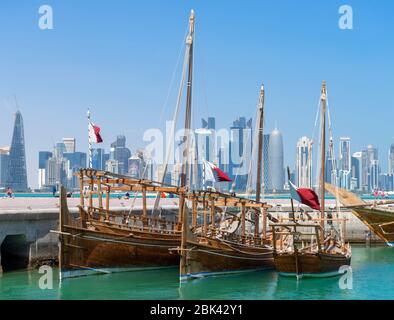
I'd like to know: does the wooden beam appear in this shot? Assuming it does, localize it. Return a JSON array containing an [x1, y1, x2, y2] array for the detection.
[[97, 177, 103, 210], [79, 171, 84, 207], [142, 187, 147, 218], [105, 187, 110, 220], [262, 208, 267, 240], [192, 198, 197, 227], [241, 204, 246, 243], [210, 197, 215, 227], [89, 176, 93, 214]]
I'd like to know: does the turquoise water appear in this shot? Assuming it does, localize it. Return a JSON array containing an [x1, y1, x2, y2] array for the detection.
[[0, 246, 393, 300]]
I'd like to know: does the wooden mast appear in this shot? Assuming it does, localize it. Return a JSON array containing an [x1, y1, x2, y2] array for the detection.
[[255, 84, 265, 203], [180, 9, 195, 278], [255, 84, 265, 238], [319, 81, 327, 245], [180, 10, 195, 190]]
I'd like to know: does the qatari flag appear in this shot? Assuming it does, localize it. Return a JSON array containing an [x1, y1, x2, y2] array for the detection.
[[289, 180, 321, 211], [203, 160, 232, 183], [89, 121, 103, 143]]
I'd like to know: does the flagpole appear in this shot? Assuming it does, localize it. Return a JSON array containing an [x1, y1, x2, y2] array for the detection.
[[287, 166, 296, 222], [202, 160, 206, 191], [87, 108, 93, 168]]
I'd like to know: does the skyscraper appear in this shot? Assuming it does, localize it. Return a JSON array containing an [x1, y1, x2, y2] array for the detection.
[[110, 135, 131, 174], [351, 152, 362, 191], [361, 145, 379, 192], [268, 127, 284, 192], [0, 147, 10, 189], [6, 111, 28, 191], [128, 151, 147, 179], [388, 144, 394, 175], [64, 151, 87, 189], [92, 148, 106, 170], [295, 136, 313, 188], [229, 117, 252, 191], [325, 137, 337, 185], [339, 137, 351, 189], [38, 151, 52, 189], [63, 138, 76, 153]]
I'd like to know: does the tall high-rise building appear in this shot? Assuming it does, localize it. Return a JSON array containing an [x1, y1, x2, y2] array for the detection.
[[339, 137, 351, 189], [63, 138, 76, 153], [351, 152, 362, 191], [268, 127, 284, 192], [388, 144, 394, 175], [92, 148, 106, 170], [105, 159, 119, 174], [110, 135, 131, 174], [360, 145, 379, 192], [6, 111, 28, 191], [128, 151, 147, 179], [38, 151, 52, 189], [195, 118, 217, 189], [0, 147, 10, 189], [64, 151, 87, 189], [295, 136, 313, 188], [339, 137, 351, 171], [325, 137, 337, 185], [361, 149, 369, 192], [229, 117, 252, 191], [370, 159, 380, 190], [45, 144, 68, 188]]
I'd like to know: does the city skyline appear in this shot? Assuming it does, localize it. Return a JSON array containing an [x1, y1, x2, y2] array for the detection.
[[1, 1, 394, 188], [29, 110, 394, 194]]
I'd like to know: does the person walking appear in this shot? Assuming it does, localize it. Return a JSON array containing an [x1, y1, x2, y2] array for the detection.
[[6, 187, 13, 198]]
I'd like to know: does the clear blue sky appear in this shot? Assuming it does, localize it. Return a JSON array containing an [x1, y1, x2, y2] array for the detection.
[[0, 0, 393, 188]]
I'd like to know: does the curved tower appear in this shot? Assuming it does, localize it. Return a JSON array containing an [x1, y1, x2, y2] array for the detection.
[[6, 111, 28, 191], [268, 127, 284, 192]]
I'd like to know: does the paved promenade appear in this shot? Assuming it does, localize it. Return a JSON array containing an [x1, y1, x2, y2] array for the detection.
[[0, 196, 345, 212]]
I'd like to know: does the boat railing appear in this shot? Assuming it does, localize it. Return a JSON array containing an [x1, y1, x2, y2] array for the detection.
[[202, 226, 267, 247], [87, 206, 181, 234]]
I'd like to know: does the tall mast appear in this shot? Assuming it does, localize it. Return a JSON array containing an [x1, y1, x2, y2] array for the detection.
[[87, 109, 92, 168], [180, 10, 195, 279], [319, 81, 327, 242], [180, 9, 195, 188], [255, 84, 265, 203]]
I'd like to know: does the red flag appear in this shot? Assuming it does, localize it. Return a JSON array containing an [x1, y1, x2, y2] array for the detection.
[[89, 121, 103, 143], [289, 181, 321, 211], [203, 160, 232, 182]]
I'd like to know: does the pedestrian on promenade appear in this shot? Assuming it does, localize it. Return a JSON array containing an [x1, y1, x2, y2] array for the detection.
[[6, 187, 13, 198], [52, 186, 56, 197]]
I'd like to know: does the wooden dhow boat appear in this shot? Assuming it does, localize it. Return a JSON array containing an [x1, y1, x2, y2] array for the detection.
[[55, 10, 198, 279], [179, 85, 275, 281], [270, 81, 351, 278], [56, 169, 186, 279], [326, 183, 394, 246]]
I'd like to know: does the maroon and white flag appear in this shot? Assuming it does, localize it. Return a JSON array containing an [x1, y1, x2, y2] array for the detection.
[[289, 180, 321, 211], [89, 121, 103, 143], [203, 160, 232, 183]]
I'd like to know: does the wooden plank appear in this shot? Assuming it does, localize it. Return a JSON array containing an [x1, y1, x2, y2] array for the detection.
[[142, 187, 147, 218]]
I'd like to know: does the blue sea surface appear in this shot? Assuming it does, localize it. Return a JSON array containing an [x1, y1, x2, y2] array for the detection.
[[0, 246, 392, 300]]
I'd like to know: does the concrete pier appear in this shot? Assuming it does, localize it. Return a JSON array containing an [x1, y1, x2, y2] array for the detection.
[[0, 196, 382, 272]]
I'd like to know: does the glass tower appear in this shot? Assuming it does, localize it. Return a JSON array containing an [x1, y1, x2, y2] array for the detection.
[[6, 111, 28, 191]]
